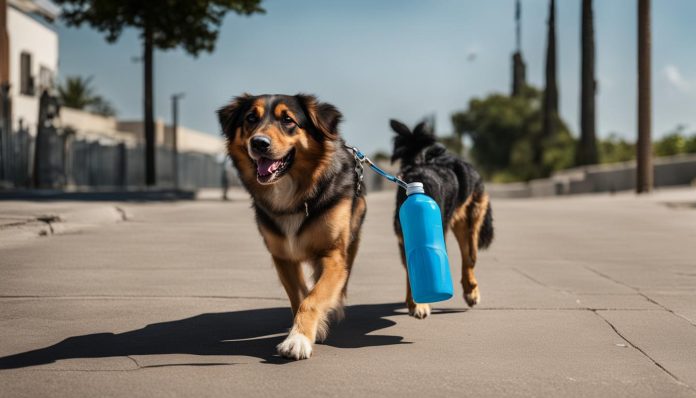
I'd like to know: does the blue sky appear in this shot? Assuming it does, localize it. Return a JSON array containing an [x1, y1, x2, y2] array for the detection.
[[57, 0, 696, 155]]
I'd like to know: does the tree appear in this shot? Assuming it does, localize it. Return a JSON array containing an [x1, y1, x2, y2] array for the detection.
[[540, 0, 559, 176], [90, 96, 117, 117], [55, 0, 265, 186], [58, 76, 117, 117], [652, 125, 696, 157], [58, 76, 95, 110], [636, 0, 652, 193], [452, 86, 574, 182], [598, 134, 636, 164], [577, 0, 598, 166]]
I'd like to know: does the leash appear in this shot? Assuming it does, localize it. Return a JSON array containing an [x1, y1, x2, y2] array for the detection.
[[343, 144, 408, 195]]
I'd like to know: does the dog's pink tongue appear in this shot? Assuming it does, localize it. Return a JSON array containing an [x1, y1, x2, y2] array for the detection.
[[257, 158, 281, 176]]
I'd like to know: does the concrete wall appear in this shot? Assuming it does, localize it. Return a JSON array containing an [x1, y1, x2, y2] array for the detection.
[[59, 108, 138, 146], [117, 120, 225, 156], [7, 5, 58, 135], [488, 154, 696, 198], [59, 112, 224, 155]]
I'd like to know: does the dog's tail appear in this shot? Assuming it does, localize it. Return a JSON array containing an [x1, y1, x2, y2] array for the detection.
[[478, 201, 494, 250], [389, 119, 437, 165]]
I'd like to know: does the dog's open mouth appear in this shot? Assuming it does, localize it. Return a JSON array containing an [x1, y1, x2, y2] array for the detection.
[[255, 148, 295, 184]]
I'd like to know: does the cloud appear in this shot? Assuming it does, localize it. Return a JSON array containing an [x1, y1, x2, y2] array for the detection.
[[663, 65, 694, 93]]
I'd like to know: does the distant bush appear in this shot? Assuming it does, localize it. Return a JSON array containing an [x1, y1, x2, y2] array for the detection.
[[598, 134, 636, 164], [597, 126, 696, 165], [653, 125, 696, 157]]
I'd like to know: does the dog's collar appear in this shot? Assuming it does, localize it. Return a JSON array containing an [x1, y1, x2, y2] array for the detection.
[[255, 197, 310, 218]]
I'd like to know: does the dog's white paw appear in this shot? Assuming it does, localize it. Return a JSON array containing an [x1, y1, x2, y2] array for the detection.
[[409, 303, 431, 319], [277, 330, 313, 360], [465, 288, 481, 307]]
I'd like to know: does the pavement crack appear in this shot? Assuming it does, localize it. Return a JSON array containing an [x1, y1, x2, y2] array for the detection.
[[114, 207, 129, 221], [584, 265, 696, 328], [638, 293, 696, 328], [35, 214, 62, 235], [137, 363, 236, 369], [0, 219, 34, 230], [592, 309, 693, 391], [511, 268, 572, 294], [126, 355, 141, 369], [0, 294, 288, 301]]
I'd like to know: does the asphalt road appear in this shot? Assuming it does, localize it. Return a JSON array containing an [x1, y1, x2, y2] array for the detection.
[[1, 188, 695, 397]]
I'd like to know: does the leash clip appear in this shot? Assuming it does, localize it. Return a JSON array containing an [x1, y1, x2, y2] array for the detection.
[[344, 144, 408, 191], [345, 145, 365, 196]]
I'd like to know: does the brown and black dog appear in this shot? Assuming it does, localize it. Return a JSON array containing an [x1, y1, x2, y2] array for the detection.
[[390, 120, 494, 319], [218, 94, 366, 360]]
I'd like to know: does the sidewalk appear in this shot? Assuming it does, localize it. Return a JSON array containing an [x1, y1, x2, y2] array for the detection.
[[0, 188, 214, 248], [0, 201, 127, 249], [0, 188, 695, 397]]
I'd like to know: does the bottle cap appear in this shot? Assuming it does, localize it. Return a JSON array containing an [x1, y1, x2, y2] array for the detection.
[[406, 182, 425, 195]]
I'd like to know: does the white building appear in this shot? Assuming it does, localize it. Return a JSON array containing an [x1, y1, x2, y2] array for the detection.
[[5, 0, 59, 135]]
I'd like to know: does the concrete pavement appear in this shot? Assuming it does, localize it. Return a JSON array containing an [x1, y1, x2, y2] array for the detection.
[[0, 188, 695, 397], [0, 201, 127, 249]]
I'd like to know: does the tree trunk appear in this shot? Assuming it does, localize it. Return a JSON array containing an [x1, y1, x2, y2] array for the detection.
[[144, 24, 156, 186], [511, 52, 526, 97], [511, 0, 526, 97], [578, 0, 598, 166], [539, 0, 558, 174], [636, 0, 652, 193]]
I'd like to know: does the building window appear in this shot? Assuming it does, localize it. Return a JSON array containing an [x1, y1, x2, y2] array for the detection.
[[20, 52, 35, 96], [39, 66, 54, 91]]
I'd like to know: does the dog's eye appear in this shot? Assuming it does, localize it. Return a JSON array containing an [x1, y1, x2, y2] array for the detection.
[[245, 113, 259, 124], [281, 115, 295, 126]]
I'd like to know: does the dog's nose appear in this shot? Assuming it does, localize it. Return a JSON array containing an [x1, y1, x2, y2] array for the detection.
[[251, 136, 271, 153]]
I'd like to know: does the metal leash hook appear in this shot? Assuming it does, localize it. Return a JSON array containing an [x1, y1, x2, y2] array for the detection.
[[344, 144, 408, 191]]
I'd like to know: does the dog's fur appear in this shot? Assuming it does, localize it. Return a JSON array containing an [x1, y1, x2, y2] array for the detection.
[[391, 119, 494, 318], [218, 94, 366, 360]]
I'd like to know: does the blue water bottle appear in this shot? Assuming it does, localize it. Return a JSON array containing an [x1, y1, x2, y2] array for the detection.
[[399, 182, 454, 303]]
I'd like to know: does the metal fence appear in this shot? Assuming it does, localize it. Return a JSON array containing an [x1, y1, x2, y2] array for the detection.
[[0, 126, 224, 190]]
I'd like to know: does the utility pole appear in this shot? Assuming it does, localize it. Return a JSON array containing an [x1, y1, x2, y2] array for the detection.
[[0, 0, 10, 182], [143, 26, 155, 186], [171, 93, 184, 190], [636, 0, 652, 193]]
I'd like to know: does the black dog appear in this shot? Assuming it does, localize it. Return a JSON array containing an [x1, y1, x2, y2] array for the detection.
[[390, 119, 493, 318]]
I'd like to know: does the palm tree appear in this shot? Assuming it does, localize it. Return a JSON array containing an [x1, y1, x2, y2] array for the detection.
[[577, 0, 598, 166], [58, 76, 97, 110], [637, 0, 652, 193], [539, 0, 558, 174], [58, 76, 116, 116]]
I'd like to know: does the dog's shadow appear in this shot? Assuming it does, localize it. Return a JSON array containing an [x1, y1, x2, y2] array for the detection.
[[0, 302, 464, 369]]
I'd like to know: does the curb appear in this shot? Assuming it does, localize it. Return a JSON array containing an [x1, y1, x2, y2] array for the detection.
[[0, 205, 129, 249]]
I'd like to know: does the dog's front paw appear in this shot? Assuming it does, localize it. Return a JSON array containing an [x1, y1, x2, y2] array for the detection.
[[277, 330, 313, 360], [464, 287, 481, 307], [408, 303, 431, 319]]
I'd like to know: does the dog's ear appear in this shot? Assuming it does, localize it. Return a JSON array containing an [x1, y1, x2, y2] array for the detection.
[[413, 121, 433, 137], [296, 94, 342, 140], [217, 93, 253, 140], [390, 119, 411, 136]]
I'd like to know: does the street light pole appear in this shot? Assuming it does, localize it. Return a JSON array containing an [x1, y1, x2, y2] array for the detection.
[[171, 93, 184, 190]]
